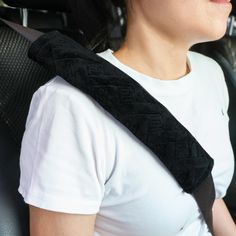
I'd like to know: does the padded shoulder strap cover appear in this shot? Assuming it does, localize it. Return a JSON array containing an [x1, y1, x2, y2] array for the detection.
[[28, 30, 216, 234]]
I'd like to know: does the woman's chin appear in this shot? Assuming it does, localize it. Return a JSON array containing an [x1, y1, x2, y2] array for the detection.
[[209, 25, 228, 41], [196, 24, 229, 43]]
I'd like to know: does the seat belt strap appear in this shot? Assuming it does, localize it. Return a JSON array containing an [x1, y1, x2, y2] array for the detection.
[[0, 17, 43, 42]]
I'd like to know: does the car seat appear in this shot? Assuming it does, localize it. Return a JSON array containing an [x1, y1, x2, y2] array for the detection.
[[0, 1, 70, 235]]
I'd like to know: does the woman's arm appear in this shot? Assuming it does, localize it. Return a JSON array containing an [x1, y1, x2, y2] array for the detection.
[[29, 205, 97, 236], [212, 198, 236, 236]]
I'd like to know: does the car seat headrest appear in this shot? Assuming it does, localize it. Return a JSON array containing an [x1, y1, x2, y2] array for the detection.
[[2, 0, 109, 44], [3, 0, 68, 12]]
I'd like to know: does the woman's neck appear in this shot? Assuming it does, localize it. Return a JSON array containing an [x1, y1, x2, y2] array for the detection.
[[113, 20, 191, 81]]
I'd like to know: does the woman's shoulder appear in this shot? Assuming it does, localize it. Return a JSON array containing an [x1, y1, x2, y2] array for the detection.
[[188, 50, 225, 86], [24, 74, 111, 135], [188, 50, 222, 70], [38, 75, 96, 106], [188, 50, 229, 112], [34, 75, 107, 118]]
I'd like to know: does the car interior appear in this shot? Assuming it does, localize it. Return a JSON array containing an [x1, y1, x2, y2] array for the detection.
[[0, 0, 235, 235]]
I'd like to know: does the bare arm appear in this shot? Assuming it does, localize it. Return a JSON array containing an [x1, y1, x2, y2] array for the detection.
[[212, 198, 236, 236], [29, 205, 97, 236]]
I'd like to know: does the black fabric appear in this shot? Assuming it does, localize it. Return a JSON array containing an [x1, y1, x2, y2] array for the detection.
[[27, 30, 216, 234]]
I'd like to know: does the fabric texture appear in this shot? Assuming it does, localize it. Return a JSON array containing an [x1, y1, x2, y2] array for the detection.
[[18, 45, 235, 235]]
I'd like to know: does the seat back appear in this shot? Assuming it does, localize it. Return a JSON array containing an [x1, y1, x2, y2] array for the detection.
[[0, 19, 53, 149], [0, 119, 29, 236], [0, 1, 67, 234]]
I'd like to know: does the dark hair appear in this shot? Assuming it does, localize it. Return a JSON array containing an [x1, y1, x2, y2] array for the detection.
[[68, 0, 128, 53]]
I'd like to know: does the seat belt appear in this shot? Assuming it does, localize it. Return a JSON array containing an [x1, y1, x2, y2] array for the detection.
[[0, 18, 43, 42], [0, 17, 216, 235]]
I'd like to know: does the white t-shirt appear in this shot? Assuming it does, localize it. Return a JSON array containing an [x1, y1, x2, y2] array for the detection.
[[18, 48, 235, 236]]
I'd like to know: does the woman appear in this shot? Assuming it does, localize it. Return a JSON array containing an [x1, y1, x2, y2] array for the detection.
[[18, 0, 235, 235]]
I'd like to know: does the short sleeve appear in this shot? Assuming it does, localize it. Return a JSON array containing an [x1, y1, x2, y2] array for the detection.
[[18, 77, 107, 214]]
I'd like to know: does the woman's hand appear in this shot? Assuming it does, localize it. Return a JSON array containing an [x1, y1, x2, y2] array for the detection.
[[212, 198, 236, 236]]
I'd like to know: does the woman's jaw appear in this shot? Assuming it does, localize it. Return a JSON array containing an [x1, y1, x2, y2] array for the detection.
[[125, 0, 233, 47]]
